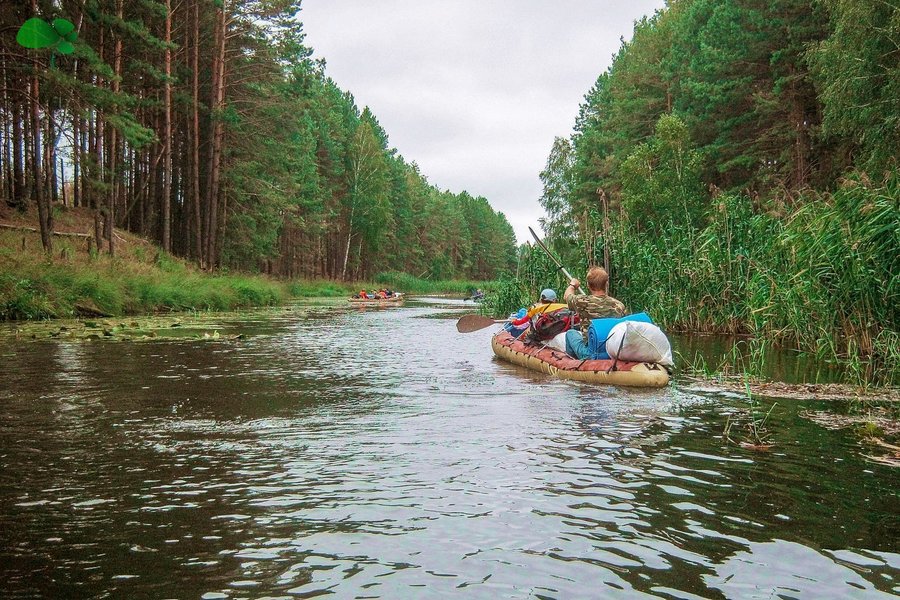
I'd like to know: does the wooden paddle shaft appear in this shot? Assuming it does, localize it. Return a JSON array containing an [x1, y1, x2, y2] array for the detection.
[[528, 226, 584, 294]]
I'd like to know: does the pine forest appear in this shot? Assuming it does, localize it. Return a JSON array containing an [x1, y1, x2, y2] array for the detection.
[[0, 0, 517, 282]]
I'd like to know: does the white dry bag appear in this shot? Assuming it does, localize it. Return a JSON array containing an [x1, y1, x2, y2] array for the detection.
[[547, 331, 568, 353], [606, 321, 673, 367]]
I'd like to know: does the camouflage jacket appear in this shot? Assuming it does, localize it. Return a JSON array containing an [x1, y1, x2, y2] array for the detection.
[[567, 293, 626, 340]]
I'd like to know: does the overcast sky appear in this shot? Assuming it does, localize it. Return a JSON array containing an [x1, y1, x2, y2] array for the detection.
[[300, 0, 665, 243]]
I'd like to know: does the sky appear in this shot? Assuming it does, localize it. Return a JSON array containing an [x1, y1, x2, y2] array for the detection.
[[300, 0, 665, 243]]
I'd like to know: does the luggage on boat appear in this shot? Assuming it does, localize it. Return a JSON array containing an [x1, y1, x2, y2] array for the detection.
[[606, 320, 673, 367], [503, 308, 529, 337], [547, 331, 568, 352], [587, 312, 654, 359], [526, 309, 577, 343]]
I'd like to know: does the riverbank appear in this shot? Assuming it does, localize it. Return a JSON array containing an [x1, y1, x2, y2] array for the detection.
[[0, 207, 489, 320]]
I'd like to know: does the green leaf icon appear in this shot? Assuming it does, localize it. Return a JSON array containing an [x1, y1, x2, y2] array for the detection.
[[52, 18, 78, 42], [16, 18, 58, 49], [16, 17, 77, 56]]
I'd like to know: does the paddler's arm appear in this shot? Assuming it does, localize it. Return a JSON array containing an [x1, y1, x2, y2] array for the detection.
[[564, 278, 581, 309]]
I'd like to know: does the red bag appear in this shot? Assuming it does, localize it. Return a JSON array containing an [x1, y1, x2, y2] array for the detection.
[[526, 309, 578, 343]]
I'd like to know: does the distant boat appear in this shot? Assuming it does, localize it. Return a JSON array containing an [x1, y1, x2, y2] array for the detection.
[[348, 292, 404, 305]]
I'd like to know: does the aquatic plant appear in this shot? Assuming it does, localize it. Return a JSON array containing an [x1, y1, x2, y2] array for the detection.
[[724, 378, 777, 449]]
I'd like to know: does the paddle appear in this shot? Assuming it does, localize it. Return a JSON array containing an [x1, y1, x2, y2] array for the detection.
[[528, 226, 584, 294], [456, 314, 507, 333]]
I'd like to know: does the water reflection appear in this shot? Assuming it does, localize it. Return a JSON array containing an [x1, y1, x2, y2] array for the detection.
[[0, 298, 897, 598]]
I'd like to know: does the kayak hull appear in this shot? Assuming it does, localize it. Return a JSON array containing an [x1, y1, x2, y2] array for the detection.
[[491, 330, 669, 388]]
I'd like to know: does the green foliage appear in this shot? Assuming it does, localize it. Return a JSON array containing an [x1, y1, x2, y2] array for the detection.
[[481, 277, 531, 319], [0, 276, 57, 320], [526, 0, 897, 384], [809, 0, 900, 175], [620, 114, 706, 234], [286, 280, 356, 297], [0, 239, 289, 320], [228, 278, 283, 307], [220, 61, 517, 280]]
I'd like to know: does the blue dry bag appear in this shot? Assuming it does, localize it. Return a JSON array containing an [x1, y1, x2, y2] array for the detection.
[[587, 312, 654, 359]]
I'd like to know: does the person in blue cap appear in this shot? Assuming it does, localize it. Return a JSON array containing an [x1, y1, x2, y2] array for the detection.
[[504, 288, 567, 337]]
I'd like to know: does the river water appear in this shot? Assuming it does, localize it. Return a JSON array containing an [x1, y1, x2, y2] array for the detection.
[[1, 297, 897, 599]]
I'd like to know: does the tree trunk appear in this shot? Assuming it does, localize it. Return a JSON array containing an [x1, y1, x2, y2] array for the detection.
[[73, 116, 81, 207], [191, 0, 202, 263], [59, 156, 66, 207], [341, 202, 354, 280], [1, 54, 12, 207], [107, 0, 123, 257], [12, 98, 25, 210], [204, 1, 227, 269], [161, 0, 173, 252], [29, 0, 51, 252], [49, 117, 58, 206]]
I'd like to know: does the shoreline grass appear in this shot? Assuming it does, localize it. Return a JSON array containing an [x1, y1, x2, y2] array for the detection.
[[0, 231, 491, 321]]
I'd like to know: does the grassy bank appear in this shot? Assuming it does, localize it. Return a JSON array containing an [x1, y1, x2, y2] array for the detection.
[[0, 228, 293, 319], [0, 213, 491, 320]]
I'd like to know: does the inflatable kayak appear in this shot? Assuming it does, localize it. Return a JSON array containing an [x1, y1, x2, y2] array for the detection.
[[348, 293, 404, 305], [491, 330, 669, 388]]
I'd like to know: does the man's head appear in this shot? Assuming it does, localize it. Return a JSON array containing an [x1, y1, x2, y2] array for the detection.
[[540, 288, 557, 303], [586, 266, 609, 293]]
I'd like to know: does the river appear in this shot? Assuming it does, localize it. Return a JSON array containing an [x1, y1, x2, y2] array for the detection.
[[1, 297, 897, 599]]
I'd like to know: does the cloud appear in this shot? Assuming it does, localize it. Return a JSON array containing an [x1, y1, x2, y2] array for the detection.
[[300, 0, 665, 243]]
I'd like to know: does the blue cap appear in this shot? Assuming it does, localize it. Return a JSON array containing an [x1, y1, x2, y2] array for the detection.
[[540, 288, 557, 302]]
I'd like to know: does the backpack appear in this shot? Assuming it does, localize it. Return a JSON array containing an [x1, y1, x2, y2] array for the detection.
[[526, 309, 578, 343]]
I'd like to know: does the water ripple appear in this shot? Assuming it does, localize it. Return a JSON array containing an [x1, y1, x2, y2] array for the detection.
[[0, 300, 897, 598]]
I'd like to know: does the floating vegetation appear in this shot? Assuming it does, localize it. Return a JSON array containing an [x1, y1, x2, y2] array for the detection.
[[0, 305, 315, 344], [801, 409, 900, 468], [683, 376, 900, 403]]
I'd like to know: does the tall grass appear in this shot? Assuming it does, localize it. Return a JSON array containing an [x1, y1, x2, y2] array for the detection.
[[0, 232, 289, 319], [372, 271, 490, 295], [286, 280, 357, 297], [481, 276, 532, 317]]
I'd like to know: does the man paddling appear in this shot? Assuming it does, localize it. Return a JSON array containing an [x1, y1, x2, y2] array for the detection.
[[563, 266, 625, 359]]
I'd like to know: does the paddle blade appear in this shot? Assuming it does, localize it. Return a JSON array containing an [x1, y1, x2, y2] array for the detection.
[[456, 314, 504, 333]]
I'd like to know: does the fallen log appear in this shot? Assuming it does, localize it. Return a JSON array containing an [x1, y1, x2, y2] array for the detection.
[[0, 223, 91, 239]]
